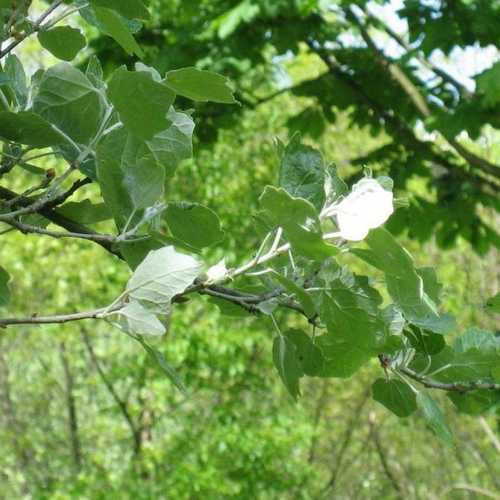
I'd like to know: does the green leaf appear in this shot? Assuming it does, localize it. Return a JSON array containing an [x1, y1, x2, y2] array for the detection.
[[38, 26, 86, 61], [442, 349, 500, 382], [448, 390, 500, 415], [96, 127, 166, 228], [211, 0, 260, 38], [165, 67, 236, 104], [120, 238, 164, 270], [165, 202, 224, 249], [417, 267, 442, 306], [126, 246, 202, 305], [381, 305, 405, 335], [260, 185, 317, 226], [146, 108, 194, 180], [320, 284, 387, 350], [286, 223, 338, 261], [270, 272, 316, 319], [0, 111, 63, 147], [475, 61, 500, 107], [93, 7, 144, 57], [357, 229, 455, 334], [0, 266, 10, 306], [111, 300, 166, 336], [56, 199, 111, 225], [404, 328, 446, 355], [85, 55, 104, 88], [316, 334, 373, 378], [372, 379, 417, 417], [108, 66, 175, 141], [284, 329, 324, 376], [259, 186, 337, 261], [90, 0, 149, 19], [416, 392, 453, 445], [325, 163, 348, 204], [208, 296, 248, 317], [453, 327, 499, 353], [485, 292, 500, 314], [316, 292, 384, 378], [136, 338, 187, 394], [33, 62, 105, 144], [4, 54, 27, 108], [279, 134, 325, 211], [272, 335, 302, 400]]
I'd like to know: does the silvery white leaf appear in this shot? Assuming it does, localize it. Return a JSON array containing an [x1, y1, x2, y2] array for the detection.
[[206, 258, 227, 283], [334, 178, 393, 241], [112, 300, 166, 336], [127, 246, 202, 305]]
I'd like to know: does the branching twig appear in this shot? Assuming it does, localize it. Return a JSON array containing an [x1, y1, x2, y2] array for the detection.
[[345, 7, 500, 180], [0, 184, 123, 258], [0, 0, 64, 60]]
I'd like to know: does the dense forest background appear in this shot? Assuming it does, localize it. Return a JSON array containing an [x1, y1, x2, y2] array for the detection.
[[1, 0, 499, 498]]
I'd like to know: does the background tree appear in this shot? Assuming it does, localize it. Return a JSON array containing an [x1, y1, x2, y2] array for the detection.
[[89, 0, 500, 251]]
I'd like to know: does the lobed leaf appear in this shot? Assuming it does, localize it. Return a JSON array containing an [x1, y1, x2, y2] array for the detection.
[[38, 26, 86, 61], [279, 134, 326, 211], [33, 63, 106, 144], [165, 202, 224, 249], [107, 66, 175, 141], [165, 67, 236, 104]]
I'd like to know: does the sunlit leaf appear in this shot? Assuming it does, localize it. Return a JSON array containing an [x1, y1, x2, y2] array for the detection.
[[126, 246, 202, 305], [111, 300, 166, 336], [165, 67, 236, 103]]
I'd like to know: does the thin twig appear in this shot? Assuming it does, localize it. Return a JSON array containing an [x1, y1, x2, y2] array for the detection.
[[0, 305, 118, 327], [399, 366, 500, 393], [5, 218, 119, 244]]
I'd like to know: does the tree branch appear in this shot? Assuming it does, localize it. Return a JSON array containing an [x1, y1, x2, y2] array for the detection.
[[361, 6, 474, 99], [0, 306, 113, 327], [368, 412, 405, 498], [305, 40, 500, 192], [345, 7, 500, 180], [58, 341, 82, 471], [399, 366, 500, 393], [0, 184, 123, 258], [81, 330, 142, 456], [0, 0, 64, 60], [5, 217, 120, 244]]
